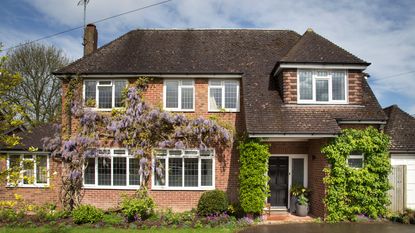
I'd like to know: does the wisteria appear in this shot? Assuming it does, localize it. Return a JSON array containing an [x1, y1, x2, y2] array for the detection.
[[43, 77, 232, 210]]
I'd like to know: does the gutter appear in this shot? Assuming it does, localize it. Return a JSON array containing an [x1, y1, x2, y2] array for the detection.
[[53, 72, 244, 79], [337, 120, 387, 125]]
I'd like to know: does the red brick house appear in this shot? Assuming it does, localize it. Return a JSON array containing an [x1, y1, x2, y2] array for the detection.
[[0, 25, 388, 218]]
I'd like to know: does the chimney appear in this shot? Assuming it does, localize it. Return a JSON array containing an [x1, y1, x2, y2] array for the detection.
[[83, 24, 98, 56]]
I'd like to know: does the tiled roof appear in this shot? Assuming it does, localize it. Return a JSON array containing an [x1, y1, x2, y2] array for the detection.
[[55, 28, 385, 134], [280, 29, 369, 65], [0, 123, 55, 151], [384, 105, 415, 152]]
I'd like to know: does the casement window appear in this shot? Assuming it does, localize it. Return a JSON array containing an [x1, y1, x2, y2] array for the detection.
[[298, 70, 347, 104], [208, 80, 240, 112], [6, 154, 49, 187], [83, 80, 128, 110], [163, 80, 195, 111], [347, 152, 364, 169], [83, 149, 140, 189], [152, 149, 215, 190]]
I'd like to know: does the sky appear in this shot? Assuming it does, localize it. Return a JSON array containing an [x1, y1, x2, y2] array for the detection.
[[1, 0, 414, 114]]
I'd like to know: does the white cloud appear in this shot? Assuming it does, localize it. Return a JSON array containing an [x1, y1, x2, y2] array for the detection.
[[3, 0, 415, 113]]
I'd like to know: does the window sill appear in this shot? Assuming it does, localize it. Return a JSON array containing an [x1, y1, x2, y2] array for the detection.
[[163, 109, 195, 112], [151, 186, 215, 191], [83, 185, 140, 190], [208, 110, 239, 113], [84, 107, 124, 112], [296, 101, 348, 105], [6, 184, 49, 188]]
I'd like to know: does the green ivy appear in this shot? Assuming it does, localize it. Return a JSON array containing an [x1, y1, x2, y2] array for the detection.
[[238, 138, 270, 214], [322, 127, 391, 222]]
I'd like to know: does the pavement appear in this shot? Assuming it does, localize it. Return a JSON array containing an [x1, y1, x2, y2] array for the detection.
[[240, 222, 415, 233]]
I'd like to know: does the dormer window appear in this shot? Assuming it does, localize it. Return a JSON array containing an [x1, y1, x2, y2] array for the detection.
[[298, 70, 347, 104]]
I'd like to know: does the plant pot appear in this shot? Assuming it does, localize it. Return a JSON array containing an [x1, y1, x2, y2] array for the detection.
[[290, 196, 297, 213], [296, 203, 308, 217]]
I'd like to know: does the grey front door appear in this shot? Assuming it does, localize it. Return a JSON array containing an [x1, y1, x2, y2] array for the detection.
[[268, 157, 289, 207]]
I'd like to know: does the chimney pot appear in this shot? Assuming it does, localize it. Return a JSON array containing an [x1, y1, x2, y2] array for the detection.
[[83, 24, 98, 56]]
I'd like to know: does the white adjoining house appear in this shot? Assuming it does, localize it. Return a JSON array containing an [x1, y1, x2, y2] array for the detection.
[[384, 105, 415, 211]]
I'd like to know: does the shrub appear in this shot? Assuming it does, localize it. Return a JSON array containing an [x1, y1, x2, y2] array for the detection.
[[102, 213, 125, 225], [121, 189, 155, 221], [238, 139, 270, 214], [197, 190, 228, 216], [71, 204, 104, 224], [322, 127, 391, 222]]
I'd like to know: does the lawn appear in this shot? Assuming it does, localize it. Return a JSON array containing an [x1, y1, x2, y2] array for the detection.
[[0, 226, 238, 233]]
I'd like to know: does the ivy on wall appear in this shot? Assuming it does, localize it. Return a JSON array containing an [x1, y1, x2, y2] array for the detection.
[[238, 139, 270, 214], [322, 127, 391, 222]]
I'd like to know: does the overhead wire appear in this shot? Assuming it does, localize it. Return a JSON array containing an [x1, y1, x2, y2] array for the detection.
[[3, 0, 173, 52]]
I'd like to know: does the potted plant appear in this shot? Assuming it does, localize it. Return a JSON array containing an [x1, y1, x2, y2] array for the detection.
[[289, 184, 302, 213], [296, 193, 309, 217]]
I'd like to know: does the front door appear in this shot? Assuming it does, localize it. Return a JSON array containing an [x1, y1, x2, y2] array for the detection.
[[268, 156, 289, 207]]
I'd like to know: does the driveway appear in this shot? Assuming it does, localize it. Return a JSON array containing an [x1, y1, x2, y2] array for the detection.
[[239, 223, 414, 233]]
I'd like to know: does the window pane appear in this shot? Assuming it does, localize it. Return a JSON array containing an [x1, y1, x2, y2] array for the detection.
[[84, 158, 95, 185], [201, 159, 213, 186], [115, 80, 127, 107], [85, 81, 97, 106], [113, 157, 126, 186], [166, 81, 179, 108], [129, 158, 140, 186], [36, 156, 48, 184], [98, 86, 112, 108], [98, 157, 111, 185], [224, 81, 238, 109], [332, 72, 345, 100], [209, 88, 222, 110], [155, 158, 166, 186], [316, 79, 329, 101], [348, 158, 363, 168], [299, 71, 313, 100], [168, 158, 182, 187], [181, 87, 193, 109], [169, 150, 182, 156], [22, 157, 34, 184], [184, 158, 198, 187], [292, 158, 304, 186], [9, 156, 20, 169]]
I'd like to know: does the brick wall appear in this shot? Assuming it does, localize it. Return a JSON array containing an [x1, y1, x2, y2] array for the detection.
[[0, 157, 62, 207], [279, 69, 364, 104], [10, 77, 242, 211], [307, 138, 329, 218]]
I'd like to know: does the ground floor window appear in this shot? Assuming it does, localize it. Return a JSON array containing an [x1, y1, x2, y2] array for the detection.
[[7, 154, 49, 187], [347, 152, 364, 168], [152, 149, 215, 190], [83, 149, 140, 189]]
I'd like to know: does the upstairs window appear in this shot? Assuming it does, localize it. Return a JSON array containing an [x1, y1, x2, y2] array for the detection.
[[347, 152, 364, 169], [298, 70, 347, 104], [208, 80, 240, 112], [163, 80, 195, 111], [84, 80, 128, 110]]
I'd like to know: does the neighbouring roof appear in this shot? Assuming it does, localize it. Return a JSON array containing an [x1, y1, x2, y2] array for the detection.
[[384, 105, 415, 152], [55, 28, 386, 134], [0, 123, 55, 151], [279, 29, 370, 65]]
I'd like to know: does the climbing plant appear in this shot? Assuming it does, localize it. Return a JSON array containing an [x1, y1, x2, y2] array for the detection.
[[238, 138, 270, 215], [321, 127, 391, 222], [43, 77, 232, 210]]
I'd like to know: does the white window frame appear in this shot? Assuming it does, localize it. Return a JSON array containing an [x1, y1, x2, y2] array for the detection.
[[297, 69, 348, 104], [208, 80, 240, 112], [163, 80, 195, 112], [151, 149, 215, 191], [83, 148, 141, 190], [6, 153, 50, 188], [82, 79, 128, 111], [347, 153, 364, 169]]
